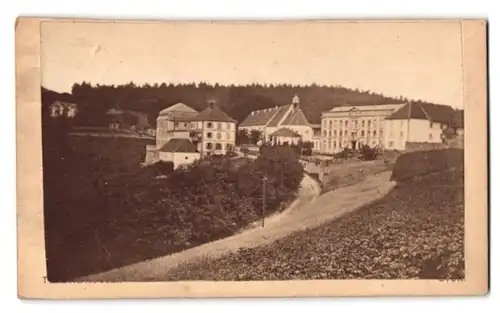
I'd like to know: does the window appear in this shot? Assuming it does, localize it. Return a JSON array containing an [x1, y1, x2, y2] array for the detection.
[[328, 130, 332, 136], [430, 122, 434, 129], [207, 122, 213, 128], [185, 156, 189, 160], [206, 132, 213, 139], [329, 121, 333, 129], [334, 120, 338, 128], [215, 143, 222, 150], [361, 130, 365, 136], [226, 143, 233, 150], [333, 130, 337, 136], [333, 141, 337, 148], [344, 130, 348, 136], [206, 142, 213, 150], [216, 132, 222, 139], [388, 141, 394, 148], [226, 132, 230, 140], [368, 120, 371, 128], [345, 120, 348, 127], [174, 122, 179, 128], [429, 133, 433, 140], [400, 131, 404, 138], [217, 122, 222, 130], [373, 130, 377, 136], [323, 130, 327, 137]]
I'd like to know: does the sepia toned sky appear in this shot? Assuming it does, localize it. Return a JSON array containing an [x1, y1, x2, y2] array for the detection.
[[41, 20, 464, 108]]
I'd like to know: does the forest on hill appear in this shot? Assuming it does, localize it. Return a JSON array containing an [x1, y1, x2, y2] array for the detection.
[[43, 82, 417, 127]]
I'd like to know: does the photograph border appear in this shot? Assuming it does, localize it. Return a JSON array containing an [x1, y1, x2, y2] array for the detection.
[[16, 17, 488, 299]]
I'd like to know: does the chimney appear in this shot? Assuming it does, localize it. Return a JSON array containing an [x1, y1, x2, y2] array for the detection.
[[208, 99, 216, 109]]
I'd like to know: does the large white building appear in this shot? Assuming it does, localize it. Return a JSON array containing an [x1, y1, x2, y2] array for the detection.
[[320, 104, 405, 153], [383, 102, 464, 150], [239, 95, 313, 144]]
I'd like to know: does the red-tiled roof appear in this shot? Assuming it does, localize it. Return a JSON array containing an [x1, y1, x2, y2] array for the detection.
[[159, 138, 199, 153], [281, 107, 311, 126], [192, 104, 236, 123], [269, 128, 301, 138]]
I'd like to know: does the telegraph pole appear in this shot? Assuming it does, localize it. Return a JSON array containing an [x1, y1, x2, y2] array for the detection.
[[262, 175, 267, 227]]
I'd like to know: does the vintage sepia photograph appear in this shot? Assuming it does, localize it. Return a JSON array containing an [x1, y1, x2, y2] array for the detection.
[[16, 18, 488, 298]]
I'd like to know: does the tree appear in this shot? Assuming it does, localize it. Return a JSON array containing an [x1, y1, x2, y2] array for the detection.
[[360, 145, 378, 161]]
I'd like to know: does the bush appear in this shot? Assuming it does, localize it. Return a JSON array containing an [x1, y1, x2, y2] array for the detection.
[[360, 145, 378, 161], [391, 148, 464, 182], [152, 161, 174, 176]]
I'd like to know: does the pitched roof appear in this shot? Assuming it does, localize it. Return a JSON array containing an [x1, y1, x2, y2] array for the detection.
[[269, 128, 301, 138], [280, 107, 311, 126], [267, 105, 293, 127], [159, 138, 199, 153], [158, 103, 199, 121], [192, 104, 236, 123], [239, 106, 283, 127], [386, 103, 428, 120], [386, 102, 458, 125]]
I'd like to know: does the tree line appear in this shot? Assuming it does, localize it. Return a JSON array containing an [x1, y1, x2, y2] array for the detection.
[[42, 82, 419, 128]]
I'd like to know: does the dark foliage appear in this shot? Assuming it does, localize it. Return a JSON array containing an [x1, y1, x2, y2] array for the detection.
[[391, 149, 464, 182], [152, 161, 175, 176], [62, 82, 411, 127], [359, 145, 379, 161], [42, 128, 303, 281]]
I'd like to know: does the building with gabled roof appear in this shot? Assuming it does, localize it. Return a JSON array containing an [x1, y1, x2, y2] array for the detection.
[[383, 102, 463, 150], [157, 138, 200, 169], [190, 100, 237, 157], [156, 102, 199, 149], [239, 94, 314, 144], [269, 128, 302, 146]]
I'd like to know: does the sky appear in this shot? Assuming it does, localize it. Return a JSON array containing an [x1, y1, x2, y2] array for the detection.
[[41, 20, 464, 108]]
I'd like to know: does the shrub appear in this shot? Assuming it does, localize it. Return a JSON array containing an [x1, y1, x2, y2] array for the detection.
[[391, 148, 464, 182], [152, 161, 174, 176], [359, 145, 378, 161]]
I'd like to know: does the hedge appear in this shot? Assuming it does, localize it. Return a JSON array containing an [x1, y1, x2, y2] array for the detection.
[[390, 148, 464, 182]]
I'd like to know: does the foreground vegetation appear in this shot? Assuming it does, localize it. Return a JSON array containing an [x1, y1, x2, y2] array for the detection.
[[43, 123, 303, 281], [167, 150, 465, 281]]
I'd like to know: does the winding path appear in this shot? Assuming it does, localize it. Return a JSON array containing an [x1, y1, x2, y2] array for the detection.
[[78, 170, 395, 282]]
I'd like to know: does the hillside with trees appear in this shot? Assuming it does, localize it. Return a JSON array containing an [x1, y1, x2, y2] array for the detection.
[[45, 82, 418, 127]]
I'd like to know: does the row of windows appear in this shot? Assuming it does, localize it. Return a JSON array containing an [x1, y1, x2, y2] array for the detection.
[[323, 118, 379, 130], [323, 129, 381, 137], [158, 121, 235, 131], [205, 143, 234, 150], [206, 131, 234, 140], [324, 139, 380, 150]]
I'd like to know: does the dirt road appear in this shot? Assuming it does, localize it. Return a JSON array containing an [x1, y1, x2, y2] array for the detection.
[[78, 171, 395, 282]]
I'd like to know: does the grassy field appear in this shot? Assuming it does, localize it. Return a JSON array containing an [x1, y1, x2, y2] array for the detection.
[[167, 151, 465, 281]]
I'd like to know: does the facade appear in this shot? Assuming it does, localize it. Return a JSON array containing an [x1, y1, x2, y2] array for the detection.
[[320, 104, 405, 154], [190, 100, 237, 157], [155, 103, 199, 149], [310, 124, 322, 152], [268, 128, 302, 146], [383, 102, 463, 151], [239, 95, 313, 144], [158, 138, 200, 169]]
